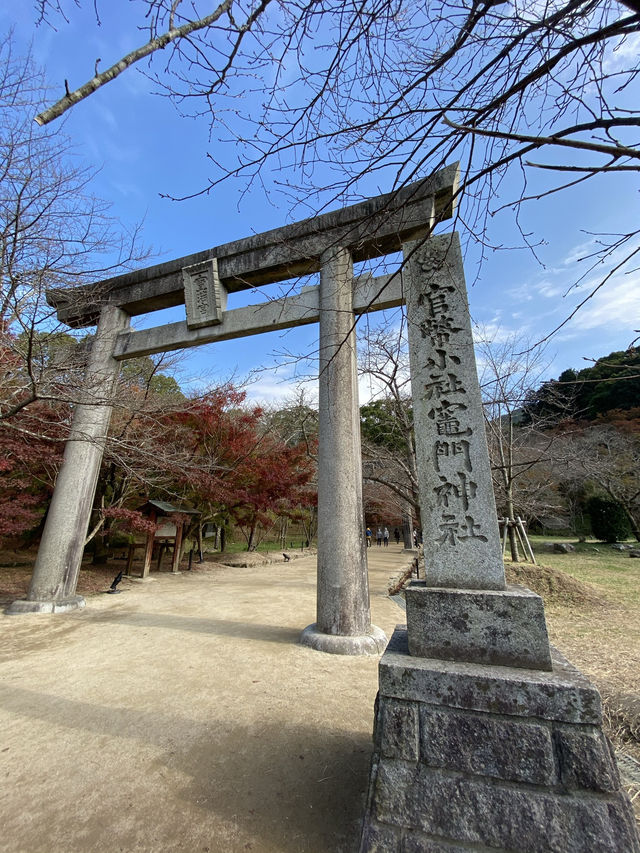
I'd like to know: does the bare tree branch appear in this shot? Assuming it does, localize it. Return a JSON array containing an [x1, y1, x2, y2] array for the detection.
[[34, 0, 236, 126]]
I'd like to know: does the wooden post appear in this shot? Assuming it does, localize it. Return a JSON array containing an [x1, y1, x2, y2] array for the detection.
[[142, 509, 156, 578], [156, 541, 166, 572], [514, 522, 528, 562], [126, 544, 135, 576], [517, 517, 537, 565], [502, 518, 509, 558], [171, 522, 183, 573], [197, 523, 203, 562]]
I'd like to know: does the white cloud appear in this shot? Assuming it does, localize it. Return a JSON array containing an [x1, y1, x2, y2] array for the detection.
[[562, 237, 600, 267], [243, 363, 317, 407], [603, 32, 640, 73], [536, 281, 564, 299], [565, 272, 640, 333], [505, 283, 534, 302], [471, 321, 520, 346]]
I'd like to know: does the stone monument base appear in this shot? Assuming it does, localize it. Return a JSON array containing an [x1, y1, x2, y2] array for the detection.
[[405, 582, 552, 670], [360, 627, 640, 853], [299, 623, 387, 656], [6, 595, 86, 615]]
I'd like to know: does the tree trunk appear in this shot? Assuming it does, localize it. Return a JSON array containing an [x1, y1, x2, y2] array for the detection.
[[246, 521, 257, 551], [506, 492, 519, 562], [92, 517, 111, 565]]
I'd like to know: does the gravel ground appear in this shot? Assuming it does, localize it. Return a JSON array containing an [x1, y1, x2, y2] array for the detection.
[[0, 547, 411, 853], [1, 547, 637, 850]]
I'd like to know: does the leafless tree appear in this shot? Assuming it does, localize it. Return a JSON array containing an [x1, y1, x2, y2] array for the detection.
[[0, 35, 148, 430], [358, 321, 421, 526], [566, 422, 640, 539], [477, 328, 572, 559]]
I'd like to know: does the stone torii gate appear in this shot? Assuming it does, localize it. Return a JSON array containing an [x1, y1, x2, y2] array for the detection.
[[8, 165, 459, 658], [10, 162, 638, 850]]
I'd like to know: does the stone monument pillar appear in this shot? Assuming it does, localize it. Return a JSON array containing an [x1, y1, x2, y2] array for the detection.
[[403, 233, 551, 669], [8, 305, 130, 614], [300, 247, 386, 655], [359, 234, 640, 852]]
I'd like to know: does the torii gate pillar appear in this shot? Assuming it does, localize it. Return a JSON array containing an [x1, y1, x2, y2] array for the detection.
[[300, 246, 386, 655], [7, 305, 130, 613]]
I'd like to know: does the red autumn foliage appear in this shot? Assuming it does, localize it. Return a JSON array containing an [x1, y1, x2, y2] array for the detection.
[[100, 507, 158, 536], [151, 387, 317, 548]]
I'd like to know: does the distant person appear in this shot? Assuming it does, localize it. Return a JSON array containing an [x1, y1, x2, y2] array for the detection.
[[394, 527, 400, 545], [376, 527, 383, 546], [366, 527, 372, 547], [383, 527, 389, 547]]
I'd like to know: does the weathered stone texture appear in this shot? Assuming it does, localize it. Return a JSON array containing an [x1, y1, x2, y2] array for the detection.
[[300, 245, 386, 654], [554, 727, 621, 792], [49, 165, 458, 327], [419, 707, 555, 785], [380, 700, 419, 761], [183, 258, 226, 329], [405, 233, 505, 591], [7, 305, 130, 614], [359, 820, 402, 852], [379, 628, 602, 725], [402, 836, 480, 853], [373, 759, 638, 853], [376, 761, 637, 853], [405, 583, 552, 670], [360, 627, 640, 853]]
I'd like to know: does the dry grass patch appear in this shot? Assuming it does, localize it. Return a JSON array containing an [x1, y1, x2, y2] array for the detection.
[[506, 561, 605, 608]]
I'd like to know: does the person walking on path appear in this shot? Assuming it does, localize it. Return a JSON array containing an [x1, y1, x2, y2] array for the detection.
[[376, 528, 383, 547], [366, 527, 372, 547], [383, 527, 389, 547], [394, 527, 400, 545]]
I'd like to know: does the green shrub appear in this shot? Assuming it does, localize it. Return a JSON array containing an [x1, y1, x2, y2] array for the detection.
[[586, 496, 632, 543]]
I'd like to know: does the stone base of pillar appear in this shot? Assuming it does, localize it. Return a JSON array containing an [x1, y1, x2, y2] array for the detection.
[[299, 623, 387, 656], [6, 595, 86, 615], [359, 626, 640, 853], [405, 582, 552, 670]]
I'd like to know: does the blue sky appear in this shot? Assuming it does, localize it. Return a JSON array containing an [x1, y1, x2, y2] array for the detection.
[[4, 4, 639, 405]]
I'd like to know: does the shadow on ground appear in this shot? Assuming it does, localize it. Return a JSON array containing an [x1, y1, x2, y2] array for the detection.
[[0, 682, 371, 852], [90, 609, 305, 644]]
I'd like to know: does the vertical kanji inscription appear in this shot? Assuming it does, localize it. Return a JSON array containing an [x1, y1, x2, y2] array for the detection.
[[183, 258, 226, 329], [405, 234, 505, 590]]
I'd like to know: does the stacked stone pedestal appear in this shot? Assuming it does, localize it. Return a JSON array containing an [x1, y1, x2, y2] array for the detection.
[[360, 626, 640, 853]]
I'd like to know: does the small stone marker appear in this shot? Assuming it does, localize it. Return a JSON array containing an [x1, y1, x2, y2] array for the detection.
[[182, 258, 227, 329]]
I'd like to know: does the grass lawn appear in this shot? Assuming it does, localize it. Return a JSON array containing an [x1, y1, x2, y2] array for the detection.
[[528, 535, 640, 605], [212, 537, 314, 555]]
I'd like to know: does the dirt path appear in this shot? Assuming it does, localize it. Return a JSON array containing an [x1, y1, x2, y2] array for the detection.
[[0, 547, 411, 853]]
